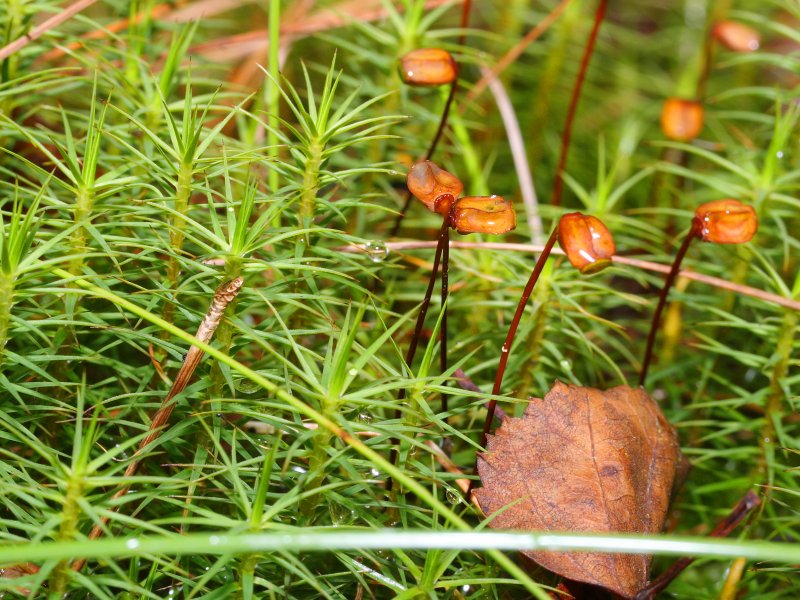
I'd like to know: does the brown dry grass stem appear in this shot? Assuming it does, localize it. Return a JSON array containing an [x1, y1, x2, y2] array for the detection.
[[71, 277, 244, 572], [0, 0, 100, 62], [465, 0, 572, 107], [34, 0, 458, 66], [189, 0, 460, 63], [340, 240, 800, 313]]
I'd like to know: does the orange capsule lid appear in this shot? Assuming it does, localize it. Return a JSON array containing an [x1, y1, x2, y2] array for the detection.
[[694, 200, 758, 244], [450, 196, 516, 235], [557, 212, 616, 274]]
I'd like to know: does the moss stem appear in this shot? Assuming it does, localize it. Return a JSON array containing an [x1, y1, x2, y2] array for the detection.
[[163, 161, 194, 326], [759, 308, 797, 481], [300, 139, 323, 227], [49, 474, 84, 596], [68, 186, 96, 275], [0, 273, 14, 368]]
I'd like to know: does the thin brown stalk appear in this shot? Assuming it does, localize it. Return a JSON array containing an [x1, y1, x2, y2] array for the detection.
[[551, 0, 607, 207], [72, 277, 244, 572], [0, 0, 100, 62], [167, 0, 260, 23], [339, 241, 800, 312], [440, 227, 450, 418], [635, 490, 761, 600], [465, 0, 571, 106], [639, 220, 700, 387], [386, 220, 448, 492], [424, 441, 482, 511], [389, 0, 472, 237], [478, 229, 559, 451], [40, 3, 172, 62]]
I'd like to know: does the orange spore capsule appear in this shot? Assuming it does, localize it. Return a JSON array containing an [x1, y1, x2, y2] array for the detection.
[[660, 98, 704, 142], [450, 196, 516, 235], [406, 160, 464, 213], [712, 21, 760, 52], [400, 48, 458, 86], [694, 199, 758, 244], [557, 212, 615, 274]]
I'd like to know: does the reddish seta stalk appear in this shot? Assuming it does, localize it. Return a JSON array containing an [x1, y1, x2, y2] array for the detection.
[[440, 226, 450, 417], [470, 213, 615, 497], [479, 228, 559, 450], [390, 1, 473, 236], [639, 218, 701, 386], [551, 0, 607, 207], [386, 220, 448, 491]]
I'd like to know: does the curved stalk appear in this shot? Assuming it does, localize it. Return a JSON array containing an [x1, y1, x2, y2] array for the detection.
[[634, 491, 760, 599], [639, 219, 701, 387], [387, 219, 448, 491], [478, 227, 559, 451], [440, 226, 450, 419], [551, 0, 607, 207], [390, 1, 473, 236]]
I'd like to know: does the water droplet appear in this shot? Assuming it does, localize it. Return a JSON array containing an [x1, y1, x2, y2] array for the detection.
[[113, 444, 128, 461], [291, 465, 307, 475], [166, 586, 181, 597], [236, 379, 261, 394], [559, 359, 572, 371], [446, 489, 461, 505], [348, 368, 358, 377], [227, 207, 235, 213], [370, 467, 381, 477], [461, 584, 473, 594], [330, 503, 356, 526], [357, 411, 373, 424], [776, 150, 784, 159], [208, 535, 224, 546], [125, 538, 140, 550], [364, 240, 389, 263]]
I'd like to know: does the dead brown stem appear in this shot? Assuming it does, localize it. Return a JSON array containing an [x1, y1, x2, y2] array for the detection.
[[0, 0, 100, 61], [338, 241, 800, 313], [465, 0, 571, 107], [72, 277, 244, 572]]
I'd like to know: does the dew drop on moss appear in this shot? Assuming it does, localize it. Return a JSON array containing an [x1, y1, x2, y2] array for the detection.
[[364, 240, 389, 263]]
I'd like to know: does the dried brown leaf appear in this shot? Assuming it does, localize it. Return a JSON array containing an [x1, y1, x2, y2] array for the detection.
[[475, 382, 683, 599]]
